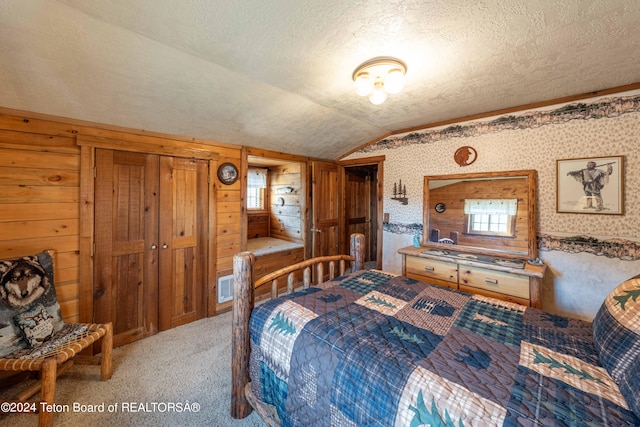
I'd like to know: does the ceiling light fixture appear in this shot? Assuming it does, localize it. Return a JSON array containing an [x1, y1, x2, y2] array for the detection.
[[352, 57, 407, 105]]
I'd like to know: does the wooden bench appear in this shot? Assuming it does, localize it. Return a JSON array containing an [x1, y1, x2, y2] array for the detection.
[[0, 250, 113, 427]]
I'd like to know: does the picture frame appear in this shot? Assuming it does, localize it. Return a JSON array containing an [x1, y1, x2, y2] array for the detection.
[[556, 155, 624, 214], [217, 162, 239, 185]]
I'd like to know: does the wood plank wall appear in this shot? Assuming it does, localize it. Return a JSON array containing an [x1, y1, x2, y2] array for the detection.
[[247, 213, 270, 239], [0, 128, 80, 321], [0, 109, 243, 321], [269, 162, 302, 243]]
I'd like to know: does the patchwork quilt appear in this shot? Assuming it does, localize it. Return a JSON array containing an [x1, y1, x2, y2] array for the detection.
[[248, 269, 639, 426]]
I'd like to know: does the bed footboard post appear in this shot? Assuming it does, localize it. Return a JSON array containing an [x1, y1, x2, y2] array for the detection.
[[231, 251, 255, 419], [350, 233, 365, 272]]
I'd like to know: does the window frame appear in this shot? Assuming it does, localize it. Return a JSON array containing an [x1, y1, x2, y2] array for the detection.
[[465, 213, 516, 237], [246, 167, 269, 212]]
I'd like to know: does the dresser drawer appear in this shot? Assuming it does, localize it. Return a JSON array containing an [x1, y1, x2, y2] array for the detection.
[[405, 256, 458, 284], [459, 266, 529, 299]]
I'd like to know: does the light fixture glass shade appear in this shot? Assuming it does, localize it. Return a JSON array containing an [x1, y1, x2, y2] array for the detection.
[[383, 68, 405, 94], [352, 57, 406, 105], [368, 82, 388, 105], [354, 73, 373, 96]]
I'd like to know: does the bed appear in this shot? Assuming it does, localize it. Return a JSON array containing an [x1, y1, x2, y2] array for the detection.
[[231, 234, 640, 426]]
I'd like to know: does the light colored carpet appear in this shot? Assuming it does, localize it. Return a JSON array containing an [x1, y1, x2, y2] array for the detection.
[[0, 311, 265, 427]]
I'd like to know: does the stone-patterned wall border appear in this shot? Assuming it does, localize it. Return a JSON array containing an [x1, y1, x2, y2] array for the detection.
[[384, 222, 640, 261], [383, 222, 422, 235], [361, 95, 640, 152], [539, 233, 640, 261]]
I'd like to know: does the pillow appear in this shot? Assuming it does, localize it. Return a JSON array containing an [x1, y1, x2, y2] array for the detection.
[[0, 250, 65, 355], [615, 354, 640, 418], [593, 275, 640, 416], [13, 303, 55, 347]]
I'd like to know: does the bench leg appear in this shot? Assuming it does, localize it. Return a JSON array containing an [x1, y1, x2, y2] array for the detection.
[[38, 358, 57, 427], [100, 322, 113, 381], [17, 361, 74, 401]]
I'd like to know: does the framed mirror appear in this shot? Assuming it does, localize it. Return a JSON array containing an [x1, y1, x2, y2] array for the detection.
[[422, 170, 538, 259]]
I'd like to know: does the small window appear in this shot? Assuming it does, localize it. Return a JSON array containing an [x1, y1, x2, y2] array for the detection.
[[247, 168, 268, 210], [464, 199, 517, 237]]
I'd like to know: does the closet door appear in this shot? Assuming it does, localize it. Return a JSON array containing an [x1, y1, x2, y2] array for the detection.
[[94, 150, 159, 347], [158, 157, 209, 330]]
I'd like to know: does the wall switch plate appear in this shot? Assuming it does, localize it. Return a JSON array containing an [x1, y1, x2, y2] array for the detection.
[[383, 213, 389, 222]]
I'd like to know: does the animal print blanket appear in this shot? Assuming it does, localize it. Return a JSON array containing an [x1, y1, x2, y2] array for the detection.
[[0, 251, 84, 358], [248, 269, 638, 426]]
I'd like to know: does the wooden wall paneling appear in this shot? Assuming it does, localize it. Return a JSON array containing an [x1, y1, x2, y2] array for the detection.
[[0, 108, 241, 158], [240, 148, 248, 253], [0, 130, 77, 153], [78, 135, 218, 160], [217, 218, 242, 236], [269, 163, 302, 243], [79, 145, 94, 323], [0, 202, 77, 222], [248, 213, 270, 238], [215, 153, 243, 276], [207, 159, 218, 317], [0, 236, 80, 259], [0, 147, 79, 169], [0, 128, 81, 321]]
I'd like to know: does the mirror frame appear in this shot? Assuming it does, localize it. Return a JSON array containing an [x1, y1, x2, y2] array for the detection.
[[422, 169, 538, 259]]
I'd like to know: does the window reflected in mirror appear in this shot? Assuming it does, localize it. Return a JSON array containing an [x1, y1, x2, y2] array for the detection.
[[464, 198, 517, 237]]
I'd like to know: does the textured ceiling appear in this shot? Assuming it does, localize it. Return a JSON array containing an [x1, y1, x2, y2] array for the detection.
[[1, 0, 639, 159]]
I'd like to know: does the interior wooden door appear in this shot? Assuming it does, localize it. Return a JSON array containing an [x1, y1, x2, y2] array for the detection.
[[311, 161, 340, 258], [94, 150, 159, 347], [345, 168, 372, 261], [158, 157, 209, 330]]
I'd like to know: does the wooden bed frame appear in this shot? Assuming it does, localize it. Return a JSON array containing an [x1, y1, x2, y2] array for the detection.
[[230, 233, 365, 422]]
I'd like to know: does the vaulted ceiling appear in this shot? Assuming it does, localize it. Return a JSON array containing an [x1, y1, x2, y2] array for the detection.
[[1, 1, 639, 159]]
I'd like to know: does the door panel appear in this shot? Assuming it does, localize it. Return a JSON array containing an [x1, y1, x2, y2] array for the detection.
[[158, 157, 208, 330], [311, 161, 340, 258], [94, 150, 159, 347], [345, 170, 372, 261]]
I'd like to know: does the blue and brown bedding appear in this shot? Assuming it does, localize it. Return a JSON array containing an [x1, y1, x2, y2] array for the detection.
[[248, 269, 640, 426]]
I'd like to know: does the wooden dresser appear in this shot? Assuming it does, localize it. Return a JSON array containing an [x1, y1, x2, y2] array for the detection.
[[399, 246, 545, 308]]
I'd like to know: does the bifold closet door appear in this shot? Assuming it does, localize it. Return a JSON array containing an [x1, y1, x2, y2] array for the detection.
[[94, 150, 159, 347], [94, 150, 209, 345], [158, 156, 208, 331]]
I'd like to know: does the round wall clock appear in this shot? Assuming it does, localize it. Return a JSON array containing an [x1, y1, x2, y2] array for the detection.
[[217, 162, 238, 185], [435, 202, 446, 213]]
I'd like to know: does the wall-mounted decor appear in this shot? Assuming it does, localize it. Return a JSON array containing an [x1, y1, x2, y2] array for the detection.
[[391, 179, 408, 205], [434, 202, 446, 213], [217, 162, 238, 185], [454, 146, 477, 166], [556, 156, 624, 214]]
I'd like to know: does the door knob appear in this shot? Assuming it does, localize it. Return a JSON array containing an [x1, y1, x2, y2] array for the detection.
[[162, 243, 168, 249], [151, 244, 157, 250]]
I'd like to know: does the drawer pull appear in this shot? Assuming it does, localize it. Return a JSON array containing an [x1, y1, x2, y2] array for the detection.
[[424, 266, 435, 272], [485, 278, 498, 285]]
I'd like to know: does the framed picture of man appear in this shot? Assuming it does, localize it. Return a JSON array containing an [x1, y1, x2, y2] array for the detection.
[[556, 155, 624, 214]]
